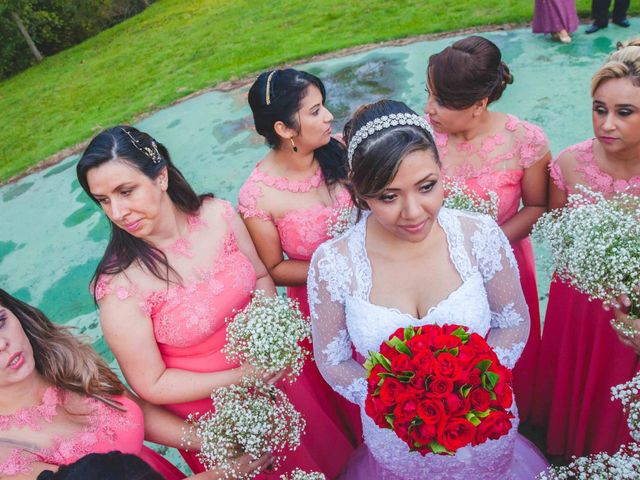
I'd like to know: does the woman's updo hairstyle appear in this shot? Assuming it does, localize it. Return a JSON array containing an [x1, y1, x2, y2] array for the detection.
[[343, 100, 439, 210], [428, 35, 514, 110], [76, 126, 213, 295], [591, 43, 640, 96], [248, 68, 347, 186]]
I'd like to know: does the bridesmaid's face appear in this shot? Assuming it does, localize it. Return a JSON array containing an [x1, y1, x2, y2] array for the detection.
[[366, 149, 444, 243], [0, 306, 36, 387], [592, 77, 640, 154], [86, 159, 168, 239], [423, 76, 476, 134], [291, 85, 334, 152]]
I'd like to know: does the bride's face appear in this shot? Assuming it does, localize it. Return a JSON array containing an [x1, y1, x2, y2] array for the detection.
[[366, 148, 443, 243]]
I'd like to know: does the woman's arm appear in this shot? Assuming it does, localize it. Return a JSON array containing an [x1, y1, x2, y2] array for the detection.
[[231, 213, 276, 296], [501, 151, 550, 242], [242, 216, 309, 287]]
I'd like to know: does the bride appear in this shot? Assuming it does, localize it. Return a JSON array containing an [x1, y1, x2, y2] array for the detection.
[[308, 100, 548, 479]]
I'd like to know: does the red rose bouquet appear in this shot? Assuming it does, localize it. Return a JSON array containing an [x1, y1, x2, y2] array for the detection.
[[364, 324, 514, 455]]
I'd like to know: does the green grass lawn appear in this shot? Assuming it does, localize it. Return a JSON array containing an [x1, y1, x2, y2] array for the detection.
[[0, 0, 634, 182]]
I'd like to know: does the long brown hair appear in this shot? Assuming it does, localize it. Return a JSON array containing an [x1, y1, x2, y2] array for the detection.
[[0, 289, 125, 403]]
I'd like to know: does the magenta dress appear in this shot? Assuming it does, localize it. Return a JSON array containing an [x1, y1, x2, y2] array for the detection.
[[238, 164, 362, 472], [0, 387, 184, 479], [530, 139, 640, 458], [433, 114, 550, 423], [532, 0, 579, 35]]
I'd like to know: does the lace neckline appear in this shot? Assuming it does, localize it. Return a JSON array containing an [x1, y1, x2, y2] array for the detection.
[[252, 162, 324, 193], [0, 386, 60, 431], [580, 138, 640, 192], [354, 208, 468, 315], [168, 212, 208, 258]]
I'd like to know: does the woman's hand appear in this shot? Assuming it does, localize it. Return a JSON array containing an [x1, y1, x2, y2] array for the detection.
[[195, 453, 274, 479], [605, 293, 640, 355], [239, 362, 288, 385]]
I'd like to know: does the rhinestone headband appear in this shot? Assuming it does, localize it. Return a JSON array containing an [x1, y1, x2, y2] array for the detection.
[[121, 128, 162, 165], [347, 113, 435, 167], [265, 70, 276, 105]]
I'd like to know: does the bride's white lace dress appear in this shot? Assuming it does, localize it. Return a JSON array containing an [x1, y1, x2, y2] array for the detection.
[[308, 208, 548, 480]]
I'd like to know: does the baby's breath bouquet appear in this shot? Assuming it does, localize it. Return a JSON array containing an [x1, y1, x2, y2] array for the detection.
[[326, 206, 356, 238], [225, 290, 311, 382], [189, 378, 305, 479], [533, 186, 640, 336], [443, 181, 499, 220], [280, 469, 326, 480], [612, 371, 640, 441]]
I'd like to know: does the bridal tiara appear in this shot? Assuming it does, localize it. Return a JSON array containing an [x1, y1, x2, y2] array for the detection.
[[347, 113, 435, 167]]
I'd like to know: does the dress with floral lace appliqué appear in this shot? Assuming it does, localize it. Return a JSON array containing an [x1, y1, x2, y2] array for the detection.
[[308, 208, 548, 479], [0, 387, 184, 479], [94, 199, 259, 475], [531, 138, 640, 458], [238, 164, 362, 477], [432, 113, 550, 422]]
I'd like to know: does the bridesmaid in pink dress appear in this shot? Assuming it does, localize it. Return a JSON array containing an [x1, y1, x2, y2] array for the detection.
[[0, 288, 262, 479], [238, 69, 361, 476], [424, 36, 551, 422], [76, 127, 276, 476], [531, 45, 640, 458]]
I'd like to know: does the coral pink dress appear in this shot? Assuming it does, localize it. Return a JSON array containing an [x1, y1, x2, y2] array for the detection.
[[432, 114, 550, 422], [238, 165, 362, 475], [0, 386, 184, 479], [530, 138, 640, 458]]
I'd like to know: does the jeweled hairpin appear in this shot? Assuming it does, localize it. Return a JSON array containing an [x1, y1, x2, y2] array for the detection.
[[121, 128, 162, 165], [346, 113, 435, 167], [265, 70, 276, 105]]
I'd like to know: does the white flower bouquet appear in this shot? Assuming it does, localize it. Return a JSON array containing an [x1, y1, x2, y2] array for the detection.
[[326, 206, 356, 238], [442, 181, 499, 220], [533, 186, 640, 335], [225, 290, 311, 382], [189, 378, 305, 479], [612, 371, 640, 441], [280, 469, 326, 480]]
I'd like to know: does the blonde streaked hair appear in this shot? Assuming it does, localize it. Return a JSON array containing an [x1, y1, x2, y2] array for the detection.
[[591, 41, 640, 96], [0, 288, 125, 405]]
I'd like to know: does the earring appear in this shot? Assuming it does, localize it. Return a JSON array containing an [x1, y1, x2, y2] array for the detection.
[[290, 138, 298, 153]]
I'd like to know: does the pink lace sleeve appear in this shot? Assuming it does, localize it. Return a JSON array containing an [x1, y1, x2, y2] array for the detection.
[[516, 119, 550, 168], [0, 448, 36, 475], [549, 154, 569, 192], [237, 174, 273, 223], [91, 275, 136, 302]]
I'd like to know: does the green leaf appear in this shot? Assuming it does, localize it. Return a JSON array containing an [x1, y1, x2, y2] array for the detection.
[[377, 353, 392, 372], [489, 390, 497, 401], [449, 347, 459, 356], [475, 409, 491, 418], [428, 441, 454, 455], [364, 357, 374, 375], [451, 327, 470, 343], [475, 359, 492, 372], [465, 412, 481, 427], [373, 386, 381, 396], [387, 336, 413, 357], [485, 371, 499, 389], [460, 384, 472, 398], [404, 326, 416, 341], [385, 414, 395, 429]]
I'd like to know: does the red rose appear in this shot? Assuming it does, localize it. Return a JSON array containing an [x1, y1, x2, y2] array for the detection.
[[473, 410, 513, 445], [406, 333, 430, 353], [410, 372, 428, 391], [460, 367, 482, 386], [493, 383, 513, 410], [368, 364, 386, 387], [442, 324, 466, 336], [393, 393, 420, 423], [442, 393, 465, 415], [433, 352, 462, 380], [438, 417, 476, 452], [412, 421, 437, 447], [412, 349, 435, 376], [417, 396, 446, 425], [434, 334, 462, 350], [391, 353, 413, 375], [365, 394, 389, 428], [428, 376, 454, 398], [394, 419, 411, 443], [469, 387, 491, 412], [379, 377, 403, 406]]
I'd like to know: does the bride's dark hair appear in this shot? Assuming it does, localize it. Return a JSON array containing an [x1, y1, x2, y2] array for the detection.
[[343, 100, 439, 210], [248, 68, 347, 187]]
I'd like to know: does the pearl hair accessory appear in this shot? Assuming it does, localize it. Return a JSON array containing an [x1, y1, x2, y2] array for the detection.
[[121, 128, 162, 165], [346, 113, 435, 167]]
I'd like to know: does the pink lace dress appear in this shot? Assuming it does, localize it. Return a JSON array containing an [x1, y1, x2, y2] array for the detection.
[[95, 199, 258, 474], [530, 138, 640, 458], [238, 164, 362, 477], [432, 114, 550, 423], [0, 387, 184, 479]]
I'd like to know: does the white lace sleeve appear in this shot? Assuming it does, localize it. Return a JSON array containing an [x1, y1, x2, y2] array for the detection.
[[470, 216, 530, 369], [308, 242, 367, 405]]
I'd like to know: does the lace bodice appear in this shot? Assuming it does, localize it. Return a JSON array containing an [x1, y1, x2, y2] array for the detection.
[[308, 208, 530, 479], [94, 199, 257, 348], [550, 138, 640, 197], [433, 114, 549, 224], [0, 388, 143, 476], [237, 163, 352, 260]]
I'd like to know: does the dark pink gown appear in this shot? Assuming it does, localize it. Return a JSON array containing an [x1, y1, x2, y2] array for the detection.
[[530, 138, 640, 458], [433, 114, 550, 422]]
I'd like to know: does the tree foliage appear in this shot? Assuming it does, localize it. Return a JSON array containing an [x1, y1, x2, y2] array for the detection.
[[0, 0, 151, 79]]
